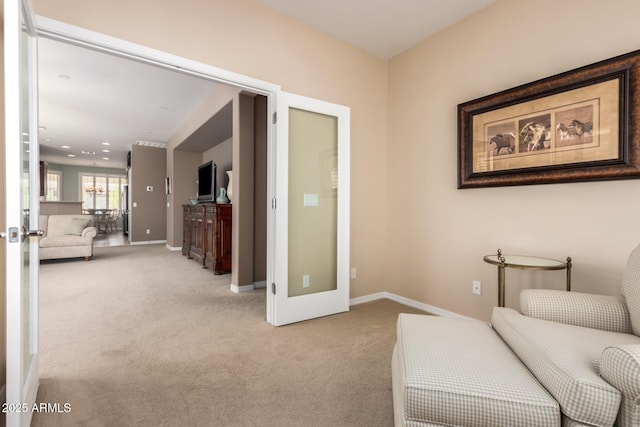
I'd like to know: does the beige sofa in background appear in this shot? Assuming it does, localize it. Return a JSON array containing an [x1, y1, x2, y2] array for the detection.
[[39, 214, 98, 261]]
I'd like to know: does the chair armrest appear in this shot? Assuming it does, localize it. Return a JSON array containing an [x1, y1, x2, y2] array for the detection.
[[600, 345, 640, 427], [81, 226, 98, 239], [520, 289, 632, 334]]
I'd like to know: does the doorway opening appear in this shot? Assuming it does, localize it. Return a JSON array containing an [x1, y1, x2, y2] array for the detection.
[[37, 19, 275, 300]]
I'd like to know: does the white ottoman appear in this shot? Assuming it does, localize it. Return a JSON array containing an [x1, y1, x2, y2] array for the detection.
[[392, 314, 560, 427]]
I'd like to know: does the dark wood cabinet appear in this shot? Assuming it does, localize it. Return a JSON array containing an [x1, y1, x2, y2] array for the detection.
[[182, 203, 232, 275]]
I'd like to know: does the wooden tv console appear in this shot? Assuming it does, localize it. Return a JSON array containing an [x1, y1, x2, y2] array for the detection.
[[182, 203, 232, 275]]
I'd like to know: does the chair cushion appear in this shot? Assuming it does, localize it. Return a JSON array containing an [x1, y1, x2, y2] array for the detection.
[[492, 307, 640, 427], [623, 244, 640, 336], [394, 313, 560, 427]]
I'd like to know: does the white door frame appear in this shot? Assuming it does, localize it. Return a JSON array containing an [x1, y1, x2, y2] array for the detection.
[[35, 16, 285, 322], [34, 17, 353, 328]]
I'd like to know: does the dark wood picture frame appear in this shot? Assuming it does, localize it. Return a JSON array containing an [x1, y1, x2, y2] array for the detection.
[[458, 50, 640, 188]]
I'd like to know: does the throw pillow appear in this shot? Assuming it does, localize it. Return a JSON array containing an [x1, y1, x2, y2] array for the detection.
[[64, 218, 91, 236]]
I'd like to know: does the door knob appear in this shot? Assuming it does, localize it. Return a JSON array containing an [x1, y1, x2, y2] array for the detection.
[[21, 226, 44, 241]]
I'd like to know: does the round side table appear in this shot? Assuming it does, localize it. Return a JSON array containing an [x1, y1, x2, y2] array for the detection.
[[483, 249, 572, 307]]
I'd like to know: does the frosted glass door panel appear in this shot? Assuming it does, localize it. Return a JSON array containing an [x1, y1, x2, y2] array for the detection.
[[288, 108, 338, 297]]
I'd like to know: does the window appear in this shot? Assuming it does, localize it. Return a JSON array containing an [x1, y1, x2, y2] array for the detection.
[[45, 170, 62, 201], [80, 172, 127, 210]]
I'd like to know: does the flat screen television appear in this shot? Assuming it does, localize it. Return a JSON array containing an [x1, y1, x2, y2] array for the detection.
[[197, 161, 217, 202]]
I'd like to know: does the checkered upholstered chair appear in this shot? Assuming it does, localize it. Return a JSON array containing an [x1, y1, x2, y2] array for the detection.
[[511, 244, 640, 427]]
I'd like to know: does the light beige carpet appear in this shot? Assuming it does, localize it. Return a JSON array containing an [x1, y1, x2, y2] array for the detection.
[[34, 244, 424, 427]]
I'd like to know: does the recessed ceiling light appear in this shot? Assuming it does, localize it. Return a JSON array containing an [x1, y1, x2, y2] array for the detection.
[[61, 145, 71, 149], [81, 150, 96, 155], [157, 105, 169, 110], [57, 74, 71, 80], [67, 154, 76, 157], [102, 157, 110, 161], [101, 149, 110, 153], [101, 142, 111, 146]]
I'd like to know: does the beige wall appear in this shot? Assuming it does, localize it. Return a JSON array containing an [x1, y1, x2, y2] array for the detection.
[[31, 0, 389, 299], [29, 0, 640, 321], [167, 85, 238, 249], [202, 137, 232, 199], [232, 93, 255, 288], [253, 95, 268, 283], [169, 149, 201, 248], [387, 0, 640, 320], [130, 145, 167, 242]]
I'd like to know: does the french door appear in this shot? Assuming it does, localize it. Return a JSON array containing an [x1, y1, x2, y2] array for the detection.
[[269, 92, 350, 326], [4, 0, 40, 425]]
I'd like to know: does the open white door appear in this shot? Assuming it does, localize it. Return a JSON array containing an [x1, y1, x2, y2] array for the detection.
[[269, 92, 350, 326], [4, 0, 40, 425]]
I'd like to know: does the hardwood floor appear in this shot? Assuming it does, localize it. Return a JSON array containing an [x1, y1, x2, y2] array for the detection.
[[93, 230, 129, 247]]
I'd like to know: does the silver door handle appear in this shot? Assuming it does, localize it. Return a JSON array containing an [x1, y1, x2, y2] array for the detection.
[[1, 228, 44, 241], [21, 227, 44, 240]]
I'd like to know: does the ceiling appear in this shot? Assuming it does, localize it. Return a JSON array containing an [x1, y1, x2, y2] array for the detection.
[[255, 0, 496, 59], [37, 37, 225, 169], [37, 0, 496, 169]]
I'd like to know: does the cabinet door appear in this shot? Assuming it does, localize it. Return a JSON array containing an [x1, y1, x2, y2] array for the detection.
[[182, 205, 190, 256], [204, 205, 216, 271], [190, 206, 205, 264], [215, 204, 232, 274]]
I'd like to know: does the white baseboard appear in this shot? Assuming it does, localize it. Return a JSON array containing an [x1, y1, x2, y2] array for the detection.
[[230, 283, 256, 293], [166, 245, 182, 252], [350, 291, 473, 320], [130, 240, 167, 246], [230, 280, 267, 293]]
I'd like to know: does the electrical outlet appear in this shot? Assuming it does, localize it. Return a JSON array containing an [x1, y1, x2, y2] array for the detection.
[[351, 268, 357, 279], [302, 275, 310, 288], [472, 280, 482, 295], [146, 229, 151, 235]]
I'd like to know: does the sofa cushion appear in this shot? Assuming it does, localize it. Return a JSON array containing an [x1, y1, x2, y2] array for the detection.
[[395, 313, 560, 427], [46, 215, 94, 237], [492, 307, 640, 427], [622, 244, 640, 336], [64, 218, 91, 236], [39, 235, 92, 248]]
